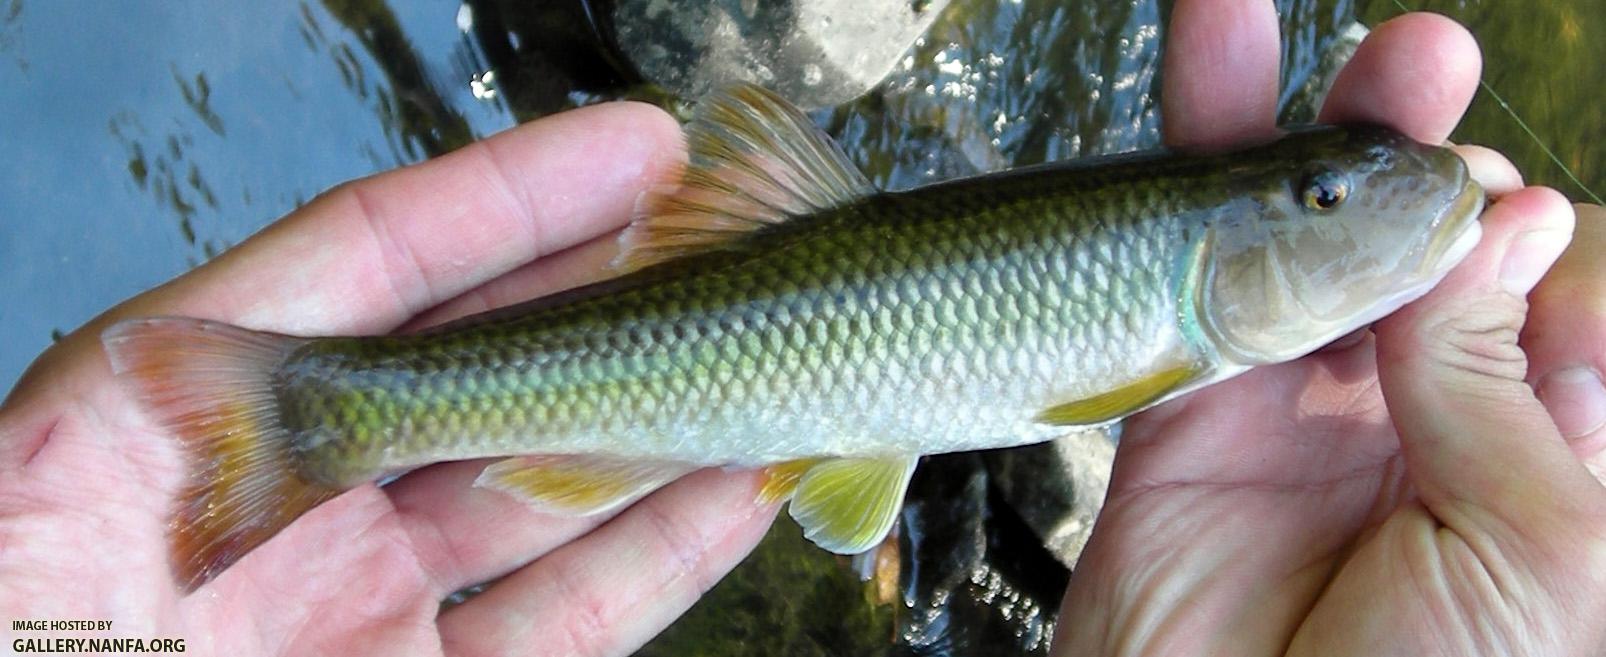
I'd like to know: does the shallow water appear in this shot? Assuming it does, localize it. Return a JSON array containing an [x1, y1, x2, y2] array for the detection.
[[0, 0, 1600, 653]]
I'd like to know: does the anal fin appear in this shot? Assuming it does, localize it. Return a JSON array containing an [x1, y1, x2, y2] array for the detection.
[[475, 455, 696, 516], [788, 455, 918, 555], [1035, 363, 1200, 426]]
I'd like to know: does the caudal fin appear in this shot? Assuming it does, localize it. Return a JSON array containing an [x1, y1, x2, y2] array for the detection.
[[103, 318, 340, 590]]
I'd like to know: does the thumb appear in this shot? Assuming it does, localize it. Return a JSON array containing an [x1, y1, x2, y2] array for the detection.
[[1375, 186, 1604, 546]]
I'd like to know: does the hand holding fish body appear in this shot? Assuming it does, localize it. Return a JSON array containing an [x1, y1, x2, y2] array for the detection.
[[102, 85, 1485, 589]]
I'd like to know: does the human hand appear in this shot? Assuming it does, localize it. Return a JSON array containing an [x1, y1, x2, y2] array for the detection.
[[1053, 2, 1606, 655], [0, 103, 778, 655]]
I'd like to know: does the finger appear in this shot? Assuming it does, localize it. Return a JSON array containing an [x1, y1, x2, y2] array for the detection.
[[110, 101, 682, 337], [437, 469, 777, 657], [1374, 187, 1602, 539], [1524, 204, 1606, 464], [1318, 13, 1480, 144], [1452, 144, 1524, 198], [375, 235, 631, 593], [383, 460, 621, 595], [401, 231, 624, 332], [1160, 0, 1280, 151]]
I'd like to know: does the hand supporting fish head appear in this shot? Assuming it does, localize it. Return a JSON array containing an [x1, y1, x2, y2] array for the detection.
[[1197, 125, 1486, 365]]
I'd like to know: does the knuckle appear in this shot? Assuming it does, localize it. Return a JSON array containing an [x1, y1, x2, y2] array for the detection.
[[550, 562, 612, 657], [1418, 293, 1531, 383], [636, 498, 714, 592]]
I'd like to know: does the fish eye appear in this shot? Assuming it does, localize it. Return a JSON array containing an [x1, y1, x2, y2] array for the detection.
[[1300, 170, 1350, 212]]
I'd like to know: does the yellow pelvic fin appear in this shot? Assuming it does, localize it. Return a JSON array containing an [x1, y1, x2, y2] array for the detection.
[[611, 83, 875, 273], [1035, 363, 1201, 426], [757, 458, 823, 504], [787, 455, 918, 555], [475, 455, 696, 516]]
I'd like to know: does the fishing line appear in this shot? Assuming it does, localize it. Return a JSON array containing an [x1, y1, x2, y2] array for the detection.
[[1470, 77, 1603, 204], [1385, 0, 1602, 204]]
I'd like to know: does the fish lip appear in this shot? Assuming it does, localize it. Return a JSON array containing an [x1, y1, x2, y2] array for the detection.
[[1420, 176, 1486, 275]]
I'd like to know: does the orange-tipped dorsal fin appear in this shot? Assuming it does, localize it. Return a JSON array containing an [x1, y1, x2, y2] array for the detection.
[[612, 83, 876, 273]]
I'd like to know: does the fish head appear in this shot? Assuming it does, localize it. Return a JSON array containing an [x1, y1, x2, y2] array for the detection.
[[1198, 125, 1485, 364]]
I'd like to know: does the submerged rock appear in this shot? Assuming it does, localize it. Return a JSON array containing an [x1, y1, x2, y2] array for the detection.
[[984, 428, 1117, 569], [611, 0, 952, 108]]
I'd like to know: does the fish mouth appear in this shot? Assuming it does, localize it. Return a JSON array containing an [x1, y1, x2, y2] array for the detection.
[[1419, 176, 1486, 276]]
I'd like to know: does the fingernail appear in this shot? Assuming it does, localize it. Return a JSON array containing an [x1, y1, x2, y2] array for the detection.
[[1537, 367, 1606, 440], [1499, 229, 1569, 296]]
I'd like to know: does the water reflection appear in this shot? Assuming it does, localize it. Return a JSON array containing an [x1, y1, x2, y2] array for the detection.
[[320, 0, 475, 159], [110, 83, 231, 266], [458, 0, 637, 120], [1, 0, 25, 73], [894, 454, 1069, 657], [828, 0, 1171, 192]]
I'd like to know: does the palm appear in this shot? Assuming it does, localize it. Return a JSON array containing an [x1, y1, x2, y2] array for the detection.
[[1065, 345, 1405, 650], [1123, 346, 1397, 491], [9, 386, 441, 652], [1077, 285, 1606, 655], [0, 102, 776, 656]]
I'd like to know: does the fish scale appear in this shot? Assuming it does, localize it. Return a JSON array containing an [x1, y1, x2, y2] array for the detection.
[[273, 168, 1195, 486], [103, 84, 1481, 587]]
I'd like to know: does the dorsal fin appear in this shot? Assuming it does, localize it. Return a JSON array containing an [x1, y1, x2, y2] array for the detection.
[[612, 83, 875, 273]]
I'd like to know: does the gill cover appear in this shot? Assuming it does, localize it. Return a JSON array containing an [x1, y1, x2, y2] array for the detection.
[[1198, 126, 1484, 364]]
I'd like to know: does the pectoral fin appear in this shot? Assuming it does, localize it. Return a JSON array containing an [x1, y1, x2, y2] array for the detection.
[[475, 455, 696, 516], [788, 455, 918, 555], [1035, 364, 1200, 426]]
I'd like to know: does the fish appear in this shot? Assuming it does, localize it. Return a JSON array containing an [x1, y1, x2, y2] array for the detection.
[[101, 84, 1485, 590]]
